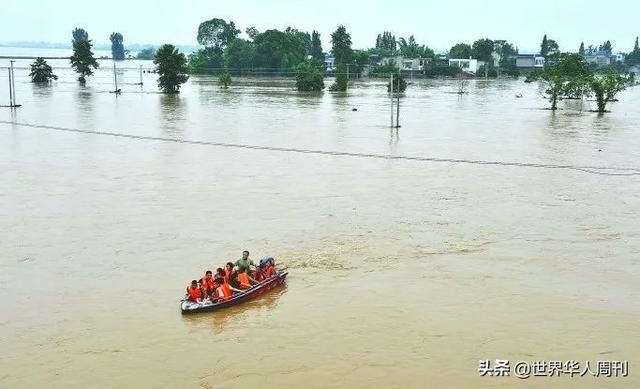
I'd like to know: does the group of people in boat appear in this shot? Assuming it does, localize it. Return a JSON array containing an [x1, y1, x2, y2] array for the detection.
[[185, 250, 278, 303]]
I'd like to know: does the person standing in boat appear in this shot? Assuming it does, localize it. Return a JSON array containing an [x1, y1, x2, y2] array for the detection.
[[235, 250, 257, 273]]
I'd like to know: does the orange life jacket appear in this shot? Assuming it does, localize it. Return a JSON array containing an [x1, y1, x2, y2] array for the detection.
[[187, 286, 203, 300], [265, 265, 276, 278], [253, 270, 265, 283], [200, 276, 215, 291], [237, 272, 252, 289], [215, 283, 233, 300]]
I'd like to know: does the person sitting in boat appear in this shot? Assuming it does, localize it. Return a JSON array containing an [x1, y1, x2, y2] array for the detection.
[[199, 270, 215, 296], [264, 258, 277, 278], [186, 280, 205, 303], [252, 264, 266, 283], [212, 277, 241, 301], [224, 262, 236, 283], [235, 250, 257, 274], [215, 267, 226, 282], [236, 269, 258, 289]]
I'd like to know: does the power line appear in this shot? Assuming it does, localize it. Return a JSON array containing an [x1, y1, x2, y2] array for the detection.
[[1, 120, 639, 177]]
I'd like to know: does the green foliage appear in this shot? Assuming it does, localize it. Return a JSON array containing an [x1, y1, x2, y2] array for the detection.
[[218, 72, 232, 88], [246, 26, 260, 40], [449, 43, 472, 59], [387, 73, 407, 93], [625, 37, 640, 66], [252, 28, 310, 70], [197, 18, 240, 50], [375, 32, 396, 52], [330, 63, 348, 91], [296, 59, 324, 91], [351, 49, 369, 77], [136, 48, 155, 60], [540, 34, 560, 63], [154, 44, 189, 93], [70, 28, 98, 83], [471, 38, 494, 62], [188, 47, 224, 73], [599, 40, 613, 56], [398, 35, 434, 58], [424, 64, 463, 78], [225, 38, 255, 69], [110, 32, 125, 60], [526, 54, 592, 110], [590, 72, 634, 113], [72, 28, 88, 44], [29, 57, 57, 83], [331, 25, 353, 65], [370, 60, 399, 77], [579, 42, 585, 56], [311, 30, 324, 63]]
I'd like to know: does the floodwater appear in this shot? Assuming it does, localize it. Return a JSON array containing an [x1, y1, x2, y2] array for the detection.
[[1, 50, 640, 388]]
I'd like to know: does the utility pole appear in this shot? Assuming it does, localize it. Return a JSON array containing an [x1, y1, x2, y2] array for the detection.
[[5, 60, 19, 108], [396, 68, 400, 128], [390, 73, 394, 127], [139, 65, 143, 86], [113, 62, 118, 92]]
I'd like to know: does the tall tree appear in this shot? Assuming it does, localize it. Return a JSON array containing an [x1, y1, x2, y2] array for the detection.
[[70, 28, 98, 83], [579, 42, 585, 56], [471, 38, 494, 62], [252, 28, 310, 70], [29, 57, 57, 83], [331, 25, 353, 65], [599, 40, 612, 56], [72, 28, 88, 44], [625, 37, 640, 66], [154, 44, 189, 93], [197, 18, 240, 50], [540, 34, 548, 57], [110, 32, 125, 60], [449, 43, 472, 59], [311, 30, 324, 63], [540, 34, 560, 63]]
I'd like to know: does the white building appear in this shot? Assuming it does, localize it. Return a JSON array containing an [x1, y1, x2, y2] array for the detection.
[[449, 58, 479, 74]]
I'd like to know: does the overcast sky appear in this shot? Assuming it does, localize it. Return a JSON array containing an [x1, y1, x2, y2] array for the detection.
[[1, 0, 639, 53]]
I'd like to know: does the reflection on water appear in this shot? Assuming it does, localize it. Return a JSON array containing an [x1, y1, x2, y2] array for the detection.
[[182, 285, 288, 335]]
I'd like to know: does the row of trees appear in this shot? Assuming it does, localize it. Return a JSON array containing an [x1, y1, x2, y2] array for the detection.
[[526, 54, 635, 112]]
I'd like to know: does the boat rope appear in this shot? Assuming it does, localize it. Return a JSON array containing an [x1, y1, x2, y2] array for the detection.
[[2, 120, 640, 177]]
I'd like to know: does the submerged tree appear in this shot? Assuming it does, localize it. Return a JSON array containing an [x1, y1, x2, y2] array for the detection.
[[296, 58, 324, 91], [154, 44, 189, 93], [331, 25, 353, 65], [540, 34, 560, 63], [330, 63, 348, 91], [525, 54, 591, 110], [29, 57, 58, 83], [218, 71, 232, 88], [70, 28, 98, 83], [590, 72, 635, 113], [311, 30, 324, 64], [387, 73, 407, 93], [110, 32, 125, 60]]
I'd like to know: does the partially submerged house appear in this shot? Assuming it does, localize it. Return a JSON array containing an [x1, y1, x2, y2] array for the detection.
[[448, 58, 479, 75], [516, 54, 545, 73]]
